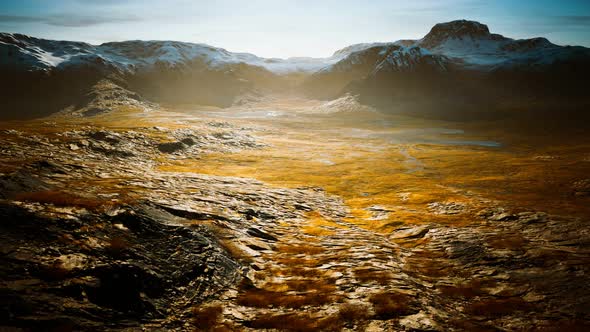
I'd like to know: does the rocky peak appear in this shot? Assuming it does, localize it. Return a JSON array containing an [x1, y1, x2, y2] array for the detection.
[[420, 20, 491, 48], [501, 37, 554, 52]]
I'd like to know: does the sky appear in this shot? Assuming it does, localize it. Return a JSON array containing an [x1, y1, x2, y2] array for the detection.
[[0, 0, 589, 58]]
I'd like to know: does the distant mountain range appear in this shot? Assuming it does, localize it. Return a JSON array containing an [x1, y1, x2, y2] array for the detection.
[[1, 20, 589, 119]]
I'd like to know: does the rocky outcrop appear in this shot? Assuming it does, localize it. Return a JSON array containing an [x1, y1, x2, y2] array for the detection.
[[0, 119, 348, 330], [0, 202, 241, 330], [418, 20, 496, 49]]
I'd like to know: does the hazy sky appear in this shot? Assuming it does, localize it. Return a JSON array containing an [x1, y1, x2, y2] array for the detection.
[[1, 0, 589, 58]]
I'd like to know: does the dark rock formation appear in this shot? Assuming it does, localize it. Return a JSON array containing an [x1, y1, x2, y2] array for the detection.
[[0, 202, 241, 330]]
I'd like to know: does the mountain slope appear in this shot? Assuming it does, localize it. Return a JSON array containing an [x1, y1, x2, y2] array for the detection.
[[302, 20, 590, 119], [303, 44, 450, 99], [416, 20, 590, 70], [0, 33, 340, 119], [1, 32, 379, 119], [2, 20, 590, 120], [0, 33, 343, 74]]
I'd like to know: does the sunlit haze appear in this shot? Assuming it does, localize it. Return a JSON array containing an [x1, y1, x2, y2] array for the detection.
[[2, 1, 590, 331], [1, 0, 590, 58]]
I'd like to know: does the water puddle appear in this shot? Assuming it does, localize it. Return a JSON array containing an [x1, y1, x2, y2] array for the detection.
[[207, 110, 292, 119], [335, 127, 501, 147]]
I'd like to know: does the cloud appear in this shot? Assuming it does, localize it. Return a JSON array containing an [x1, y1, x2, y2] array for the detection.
[[555, 15, 590, 26], [76, 0, 132, 3], [0, 13, 140, 27], [0, 15, 40, 24]]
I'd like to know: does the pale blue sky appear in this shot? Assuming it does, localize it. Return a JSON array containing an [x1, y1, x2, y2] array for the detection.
[[1, 0, 589, 58]]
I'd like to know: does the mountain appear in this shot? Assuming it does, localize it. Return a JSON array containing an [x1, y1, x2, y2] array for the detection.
[[0, 33, 352, 119], [303, 20, 590, 119], [416, 20, 590, 70], [0, 33, 345, 74], [303, 44, 450, 99], [2, 20, 590, 120], [1, 32, 376, 119]]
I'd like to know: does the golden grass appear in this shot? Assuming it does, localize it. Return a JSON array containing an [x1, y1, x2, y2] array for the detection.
[[275, 244, 325, 255], [300, 212, 348, 236], [273, 256, 322, 267], [246, 313, 316, 331], [5, 98, 590, 222], [246, 312, 344, 332], [236, 287, 339, 309], [369, 292, 414, 319], [106, 236, 130, 255], [353, 268, 394, 285], [338, 302, 371, 323], [156, 117, 590, 232], [437, 279, 492, 298], [486, 234, 528, 250], [282, 266, 329, 279], [465, 298, 530, 317], [262, 279, 337, 294], [220, 240, 253, 263], [192, 304, 233, 332], [156, 137, 485, 233], [411, 143, 590, 218], [14, 190, 112, 211]]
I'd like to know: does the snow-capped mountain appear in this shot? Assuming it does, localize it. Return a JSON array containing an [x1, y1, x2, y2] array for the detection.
[[415, 20, 590, 70], [1, 20, 589, 120], [372, 45, 449, 73], [319, 19, 590, 74], [0, 33, 342, 74], [0, 32, 386, 118], [302, 20, 590, 118], [0, 33, 324, 118], [302, 44, 450, 98], [2, 19, 589, 77]]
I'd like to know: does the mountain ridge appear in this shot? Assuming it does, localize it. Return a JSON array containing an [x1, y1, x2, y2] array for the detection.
[[300, 20, 590, 120], [4, 19, 588, 75], [1, 19, 589, 120]]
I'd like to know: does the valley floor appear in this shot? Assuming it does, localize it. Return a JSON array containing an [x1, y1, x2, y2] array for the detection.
[[1, 97, 589, 331]]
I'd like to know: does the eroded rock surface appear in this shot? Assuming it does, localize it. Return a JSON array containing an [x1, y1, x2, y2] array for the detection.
[[1, 109, 589, 331]]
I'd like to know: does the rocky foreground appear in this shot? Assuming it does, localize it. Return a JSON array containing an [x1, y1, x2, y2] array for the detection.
[[1, 103, 590, 331]]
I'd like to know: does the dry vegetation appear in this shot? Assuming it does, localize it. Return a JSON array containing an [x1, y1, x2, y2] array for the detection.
[[353, 268, 395, 285], [106, 236, 130, 255], [192, 304, 234, 332], [156, 111, 590, 236], [465, 298, 531, 317], [236, 287, 339, 309], [3, 99, 588, 331], [39, 261, 71, 281], [338, 302, 371, 324], [369, 291, 415, 319], [437, 282, 484, 298], [14, 190, 114, 211], [202, 223, 254, 263], [245, 312, 344, 332], [275, 244, 325, 255], [486, 234, 528, 250]]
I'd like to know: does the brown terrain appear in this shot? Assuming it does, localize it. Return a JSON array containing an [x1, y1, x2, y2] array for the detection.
[[1, 91, 589, 331]]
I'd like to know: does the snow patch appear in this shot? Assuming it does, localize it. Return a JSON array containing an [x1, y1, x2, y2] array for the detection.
[[312, 94, 374, 113], [0, 33, 342, 74]]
